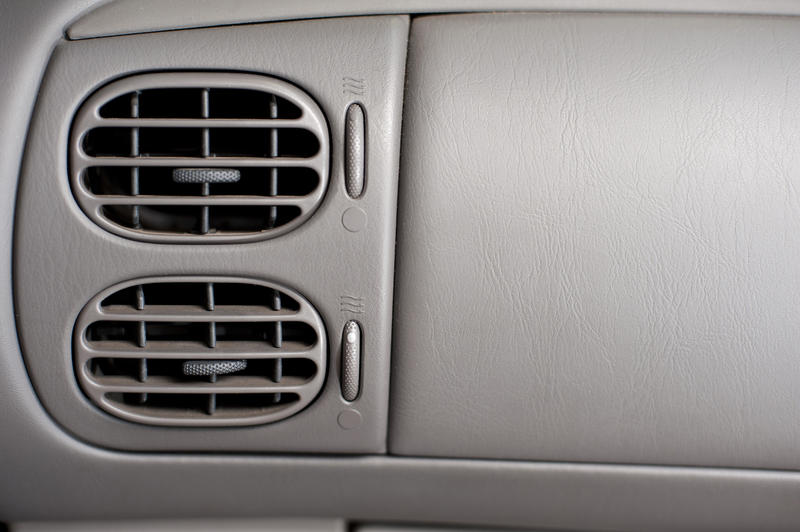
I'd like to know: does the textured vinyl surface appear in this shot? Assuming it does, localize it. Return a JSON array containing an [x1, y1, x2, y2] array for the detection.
[[15, 15, 407, 452], [68, 0, 800, 40], [4, 2, 800, 529], [344, 103, 366, 199], [392, 13, 800, 469], [341, 320, 361, 401]]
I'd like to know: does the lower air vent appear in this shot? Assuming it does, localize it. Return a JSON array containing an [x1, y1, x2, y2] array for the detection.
[[74, 277, 327, 426], [70, 72, 329, 243]]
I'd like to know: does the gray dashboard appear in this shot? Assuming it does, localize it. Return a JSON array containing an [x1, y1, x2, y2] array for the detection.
[[394, 12, 800, 470], [3, 1, 800, 531]]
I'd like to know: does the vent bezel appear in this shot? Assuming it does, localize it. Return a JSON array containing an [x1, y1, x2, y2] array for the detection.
[[69, 72, 330, 243], [73, 276, 328, 427]]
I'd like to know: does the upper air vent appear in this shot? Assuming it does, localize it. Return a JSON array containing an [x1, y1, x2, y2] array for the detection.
[[74, 277, 327, 426], [70, 72, 329, 243]]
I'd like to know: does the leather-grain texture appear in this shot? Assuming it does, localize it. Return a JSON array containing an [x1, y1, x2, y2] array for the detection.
[[3, 3, 800, 529], [391, 13, 800, 469], [68, 0, 800, 40]]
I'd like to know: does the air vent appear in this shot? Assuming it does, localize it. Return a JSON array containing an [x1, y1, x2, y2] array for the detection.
[[70, 72, 329, 243], [74, 277, 327, 426]]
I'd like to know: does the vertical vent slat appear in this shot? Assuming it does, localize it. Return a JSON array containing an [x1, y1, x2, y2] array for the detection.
[[200, 88, 211, 235], [268, 94, 279, 229], [70, 72, 329, 243], [272, 288, 283, 403], [130, 91, 141, 229], [135, 284, 148, 404], [75, 278, 326, 426], [207, 282, 217, 348], [206, 281, 218, 416], [135, 284, 146, 348]]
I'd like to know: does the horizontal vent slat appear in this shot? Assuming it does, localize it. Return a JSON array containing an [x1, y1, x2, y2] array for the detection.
[[103, 398, 298, 424], [86, 375, 309, 393], [76, 156, 319, 168], [91, 118, 308, 128], [83, 340, 315, 358], [84, 194, 312, 207], [99, 305, 300, 321]]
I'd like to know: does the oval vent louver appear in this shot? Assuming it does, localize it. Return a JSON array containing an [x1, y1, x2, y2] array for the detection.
[[74, 277, 327, 426], [70, 72, 330, 243]]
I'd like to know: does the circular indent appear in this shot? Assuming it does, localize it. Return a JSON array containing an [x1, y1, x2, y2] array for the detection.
[[342, 207, 367, 233], [337, 409, 362, 430]]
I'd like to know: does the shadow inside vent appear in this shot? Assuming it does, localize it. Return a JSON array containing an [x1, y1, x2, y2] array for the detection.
[[73, 78, 327, 239], [77, 280, 324, 424]]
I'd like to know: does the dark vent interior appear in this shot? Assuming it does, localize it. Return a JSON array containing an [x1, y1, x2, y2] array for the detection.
[[74, 279, 327, 426], [82, 127, 320, 158], [99, 89, 302, 120], [104, 392, 302, 420], [70, 73, 329, 242]]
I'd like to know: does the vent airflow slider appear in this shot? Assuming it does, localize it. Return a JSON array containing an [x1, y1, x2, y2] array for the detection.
[[70, 72, 329, 243], [74, 278, 327, 426]]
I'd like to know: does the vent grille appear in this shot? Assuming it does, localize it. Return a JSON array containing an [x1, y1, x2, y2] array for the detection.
[[70, 73, 329, 243], [74, 277, 327, 426]]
